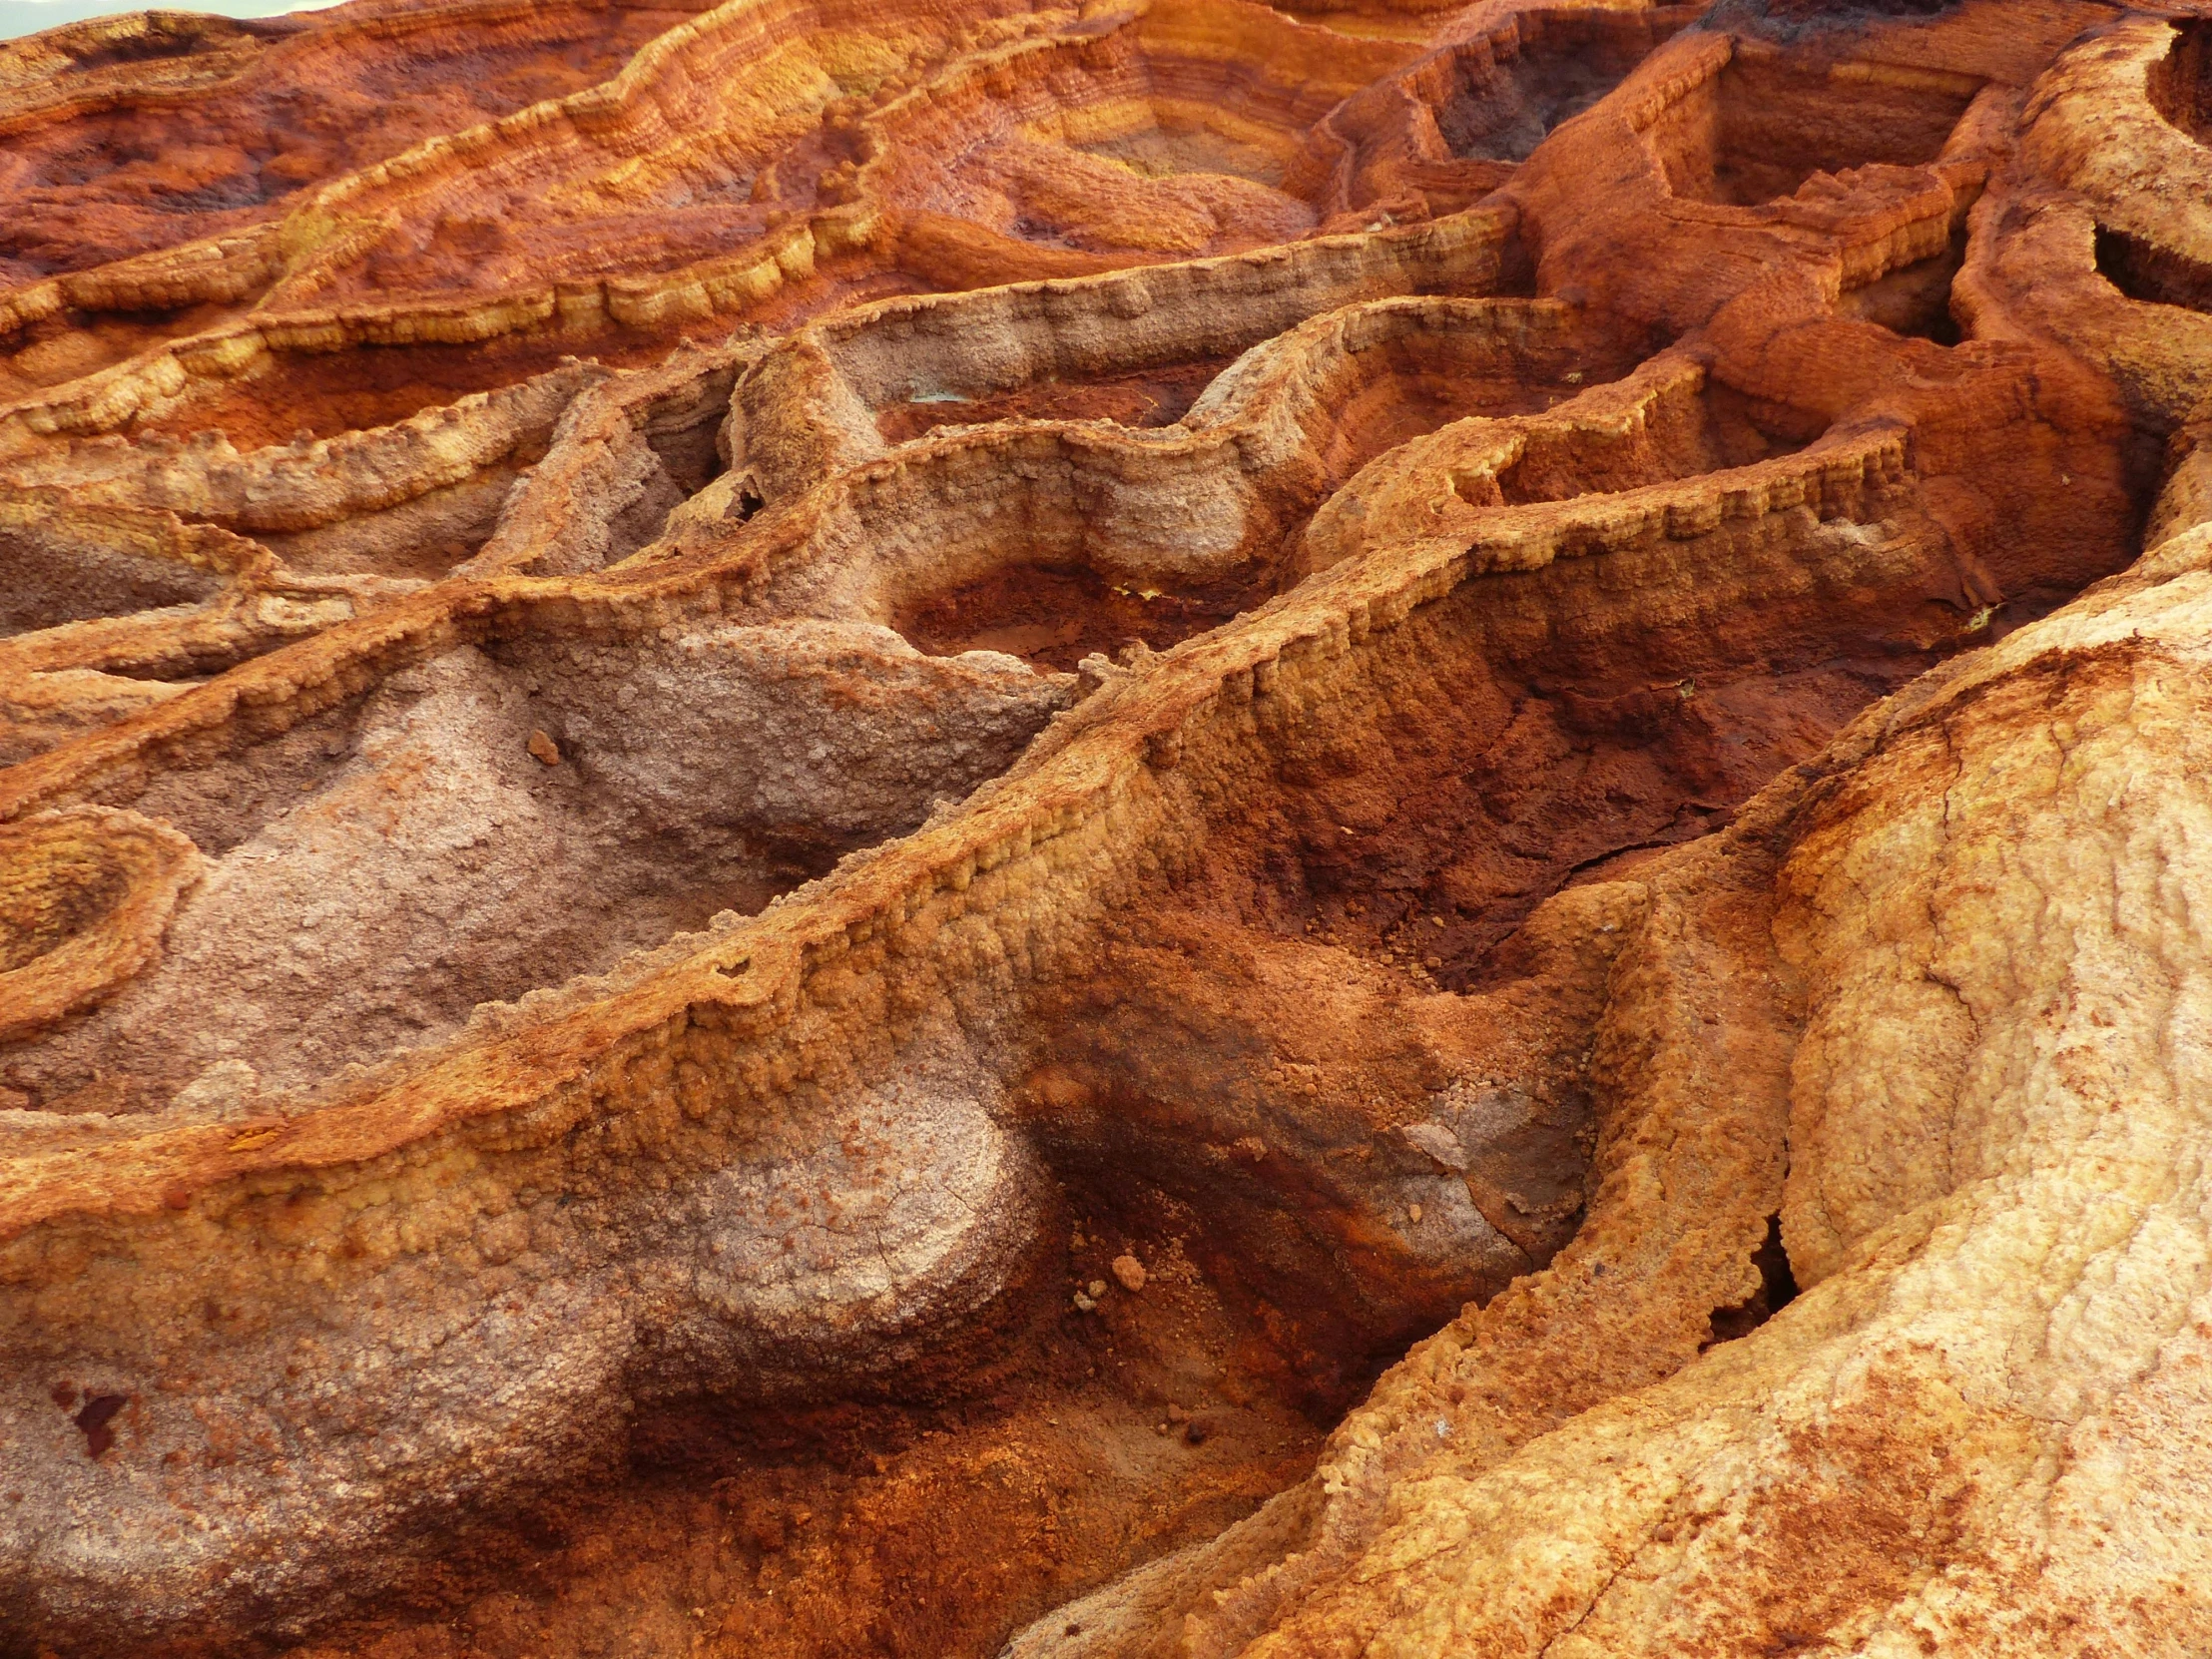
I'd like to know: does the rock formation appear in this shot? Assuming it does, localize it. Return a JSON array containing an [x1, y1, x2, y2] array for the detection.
[[0, 0, 2207, 1652]]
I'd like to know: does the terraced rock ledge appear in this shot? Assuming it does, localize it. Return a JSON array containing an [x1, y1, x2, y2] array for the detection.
[[3, 0, 2210, 1654]]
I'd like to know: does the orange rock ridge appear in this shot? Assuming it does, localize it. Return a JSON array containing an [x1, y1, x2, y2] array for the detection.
[[0, 0, 2209, 1654]]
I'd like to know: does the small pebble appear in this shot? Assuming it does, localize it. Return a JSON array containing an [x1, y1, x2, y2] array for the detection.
[[1110, 1254, 1146, 1293], [1408, 1203, 1423, 1223], [1087, 1280, 1108, 1300], [526, 729, 561, 766]]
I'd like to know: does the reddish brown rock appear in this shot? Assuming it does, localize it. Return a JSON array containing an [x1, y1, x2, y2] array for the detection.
[[0, 0, 2207, 1655]]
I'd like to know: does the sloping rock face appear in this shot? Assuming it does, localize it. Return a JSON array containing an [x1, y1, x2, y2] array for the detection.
[[0, 0, 2206, 1653]]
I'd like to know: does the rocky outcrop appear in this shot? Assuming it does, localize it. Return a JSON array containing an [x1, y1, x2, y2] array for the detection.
[[0, 0, 2207, 1654]]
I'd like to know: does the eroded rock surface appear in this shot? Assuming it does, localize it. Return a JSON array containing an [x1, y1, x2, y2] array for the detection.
[[0, 0, 2207, 1654]]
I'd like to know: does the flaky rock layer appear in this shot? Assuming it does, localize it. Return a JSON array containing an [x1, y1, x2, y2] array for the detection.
[[0, 0, 2208, 1654]]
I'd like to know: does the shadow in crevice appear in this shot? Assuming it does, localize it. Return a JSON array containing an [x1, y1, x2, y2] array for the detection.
[[2096, 225, 2212, 313], [1702, 1214, 1800, 1349], [1429, 4, 1708, 163], [0, 525, 225, 639], [1642, 50, 1979, 207], [41, 12, 284, 74], [1704, 0, 1962, 46], [1840, 229, 1964, 344], [2149, 17, 2212, 146]]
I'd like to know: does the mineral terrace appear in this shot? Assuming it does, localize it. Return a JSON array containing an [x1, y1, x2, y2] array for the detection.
[[0, 0, 2208, 1652]]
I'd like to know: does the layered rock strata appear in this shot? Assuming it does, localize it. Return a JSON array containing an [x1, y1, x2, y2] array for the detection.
[[0, 0, 2208, 1654]]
